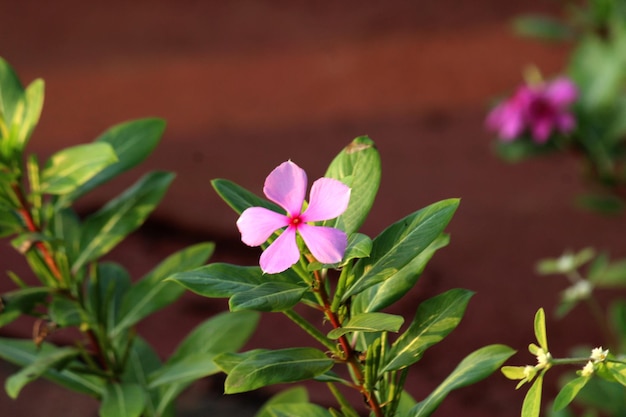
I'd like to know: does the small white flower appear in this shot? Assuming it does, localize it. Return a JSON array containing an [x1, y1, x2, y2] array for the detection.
[[523, 365, 535, 379], [557, 253, 575, 272], [590, 347, 608, 363], [581, 360, 595, 377], [536, 348, 551, 368], [562, 280, 592, 302]]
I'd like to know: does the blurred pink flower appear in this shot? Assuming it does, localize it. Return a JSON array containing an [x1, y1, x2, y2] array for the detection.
[[237, 160, 350, 274], [486, 77, 578, 143]]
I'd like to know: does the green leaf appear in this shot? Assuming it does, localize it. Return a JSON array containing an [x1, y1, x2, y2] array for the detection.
[[521, 374, 544, 417], [16, 78, 44, 149], [85, 262, 131, 334], [553, 376, 590, 412], [327, 312, 404, 339], [0, 57, 25, 127], [513, 15, 574, 40], [212, 178, 281, 215], [0, 337, 103, 397], [40, 143, 118, 195], [5, 346, 79, 399], [213, 349, 269, 374], [49, 295, 85, 327], [266, 403, 333, 417], [534, 308, 548, 351], [121, 337, 162, 416], [324, 136, 381, 234], [0, 209, 21, 238], [352, 234, 449, 313], [57, 118, 166, 206], [229, 281, 308, 312], [0, 287, 49, 327], [409, 345, 516, 417], [383, 289, 473, 372], [223, 348, 334, 394], [255, 387, 309, 417], [73, 171, 174, 272], [343, 199, 459, 301], [113, 242, 214, 334], [605, 361, 626, 386], [148, 353, 221, 389], [99, 382, 146, 417]]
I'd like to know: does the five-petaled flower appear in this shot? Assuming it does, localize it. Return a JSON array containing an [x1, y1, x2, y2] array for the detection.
[[237, 160, 351, 274], [486, 77, 578, 143]]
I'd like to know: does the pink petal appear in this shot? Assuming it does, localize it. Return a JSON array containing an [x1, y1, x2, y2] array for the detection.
[[263, 161, 307, 216], [545, 78, 578, 106], [237, 207, 288, 247], [260, 227, 300, 274], [531, 119, 553, 143], [302, 178, 351, 222], [556, 113, 576, 133], [298, 224, 347, 265]]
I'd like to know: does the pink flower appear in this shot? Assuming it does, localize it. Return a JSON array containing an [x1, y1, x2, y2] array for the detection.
[[486, 77, 578, 143], [237, 161, 351, 274]]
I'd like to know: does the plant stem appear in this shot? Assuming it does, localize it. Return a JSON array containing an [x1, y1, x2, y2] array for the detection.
[[283, 309, 337, 352]]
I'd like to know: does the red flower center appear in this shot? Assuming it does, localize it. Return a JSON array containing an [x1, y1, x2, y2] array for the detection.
[[289, 215, 303, 228]]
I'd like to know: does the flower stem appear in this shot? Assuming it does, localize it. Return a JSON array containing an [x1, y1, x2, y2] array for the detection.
[[283, 309, 337, 352]]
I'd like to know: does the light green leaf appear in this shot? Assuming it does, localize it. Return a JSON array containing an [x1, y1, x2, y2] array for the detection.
[[40, 143, 118, 195], [99, 382, 146, 417], [553, 376, 590, 411], [343, 199, 459, 301], [73, 171, 174, 272], [5, 346, 79, 399], [267, 403, 333, 417], [148, 353, 220, 389], [57, 118, 166, 206], [224, 348, 334, 394], [409, 345, 516, 417], [534, 308, 548, 351], [0, 337, 104, 397], [522, 374, 544, 417], [324, 136, 381, 234], [327, 312, 403, 339], [113, 242, 214, 334], [229, 281, 308, 312], [605, 361, 626, 386], [16, 78, 44, 149], [383, 289, 473, 372], [255, 387, 309, 417], [213, 349, 269, 374]]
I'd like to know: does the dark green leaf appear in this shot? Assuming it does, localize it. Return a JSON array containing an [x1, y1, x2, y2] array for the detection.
[[73, 171, 174, 272], [383, 289, 473, 372], [99, 382, 146, 417], [255, 387, 309, 417], [327, 312, 403, 339], [213, 349, 269, 374], [224, 348, 334, 393], [229, 281, 308, 312], [212, 178, 281, 215], [113, 242, 214, 334], [343, 199, 459, 301], [0, 287, 49, 327], [49, 295, 85, 327], [324, 136, 381, 234], [40, 143, 118, 195], [409, 345, 516, 417], [267, 403, 332, 417], [0, 57, 24, 127]]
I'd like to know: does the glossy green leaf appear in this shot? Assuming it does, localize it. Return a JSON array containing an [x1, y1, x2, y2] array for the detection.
[[99, 382, 145, 417], [409, 344, 515, 417], [0, 337, 103, 397], [214, 349, 269, 374], [352, 234, 449, 313], [553, 376, 590, 411], [40, 143, 118, 195], [267, 403, 333, 417], [383, 289, 473, 372], [255, 387, 309, 417], [343, 199, 459, 301], [324, 136, 381, 234], [223, 348, 334, 393], [57, 118, 166, 206], [521, 374, 544, 417], [229, 281, 308, 312], [5, 346, 79, 399], [113, 242, 214, 334], [212, 178, 281, 215], [73, 171, 174, 272], [534, 308, 548, 351], [327, 312, 403, 339]]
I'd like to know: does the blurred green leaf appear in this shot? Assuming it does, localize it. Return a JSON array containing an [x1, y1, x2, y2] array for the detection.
[[327, 312, 403, 339], [324, 136, 381, 234], [229, 281, 308, 312], [266, 403, 332, 417], [0, 57, 25, 127], [554, 376, 591, 411], [15, 78, 44, 149], [113, 242, 214, 334], [383, 289, 473, 372], [212, 178, 281, 215], [534, 308, 548, 351], [513, 15, 574, 40], [73, 171, 174, 272], [223, 348, 334, 394], [344, 199, 459, 301], [575, 193, 625, 215], [409, 344, 515, 417], [40, 143, 118, 195], [255, 387, 309, 417], [5, 346, 79, 399], [0, 287, 49, 327], [57, 118, 166, 206], [99, 382, 146, 417], [49, 295, 85, 327]]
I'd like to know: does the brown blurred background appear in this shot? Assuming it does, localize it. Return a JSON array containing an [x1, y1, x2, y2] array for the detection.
[[2, 1, 622, 416]]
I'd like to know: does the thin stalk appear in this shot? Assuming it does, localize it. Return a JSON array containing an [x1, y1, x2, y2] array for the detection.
[[326, 382, 361, 417], [283, 309, 337, 352]]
